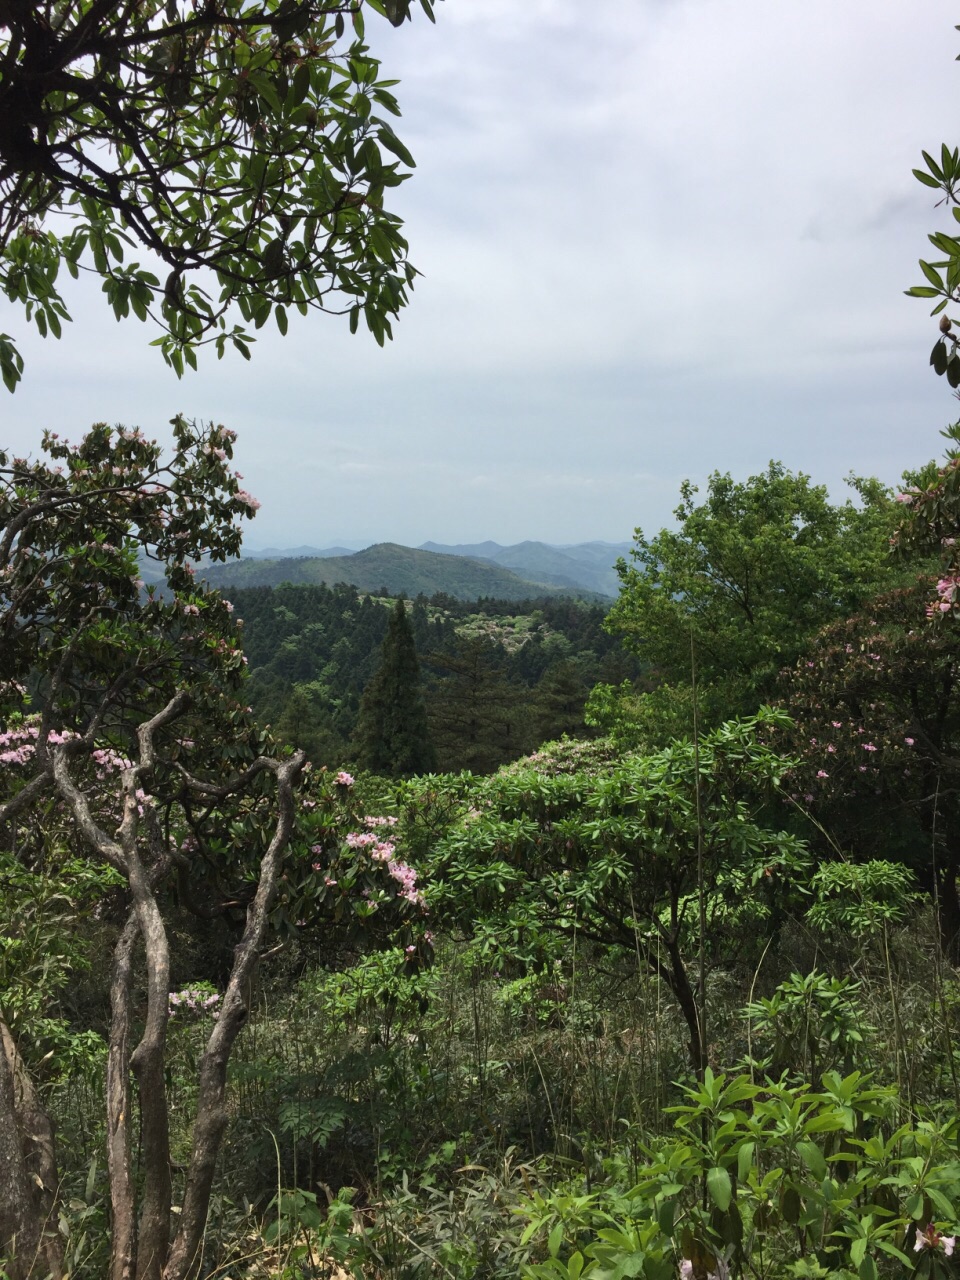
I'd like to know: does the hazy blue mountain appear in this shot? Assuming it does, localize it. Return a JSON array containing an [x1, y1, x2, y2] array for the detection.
[[420, 540, 632, 598], [420, 540, 506, 559], [244, 544, 358, 559], [202, 543, 605, 602]]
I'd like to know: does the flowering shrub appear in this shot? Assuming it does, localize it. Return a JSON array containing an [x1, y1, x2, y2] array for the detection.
[[776, 581, 960, 954], [167, 986, 221, 1020], [894, 421, 960, 623]]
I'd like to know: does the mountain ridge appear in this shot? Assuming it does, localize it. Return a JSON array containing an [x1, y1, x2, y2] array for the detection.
[[201, 541, 614, 602]]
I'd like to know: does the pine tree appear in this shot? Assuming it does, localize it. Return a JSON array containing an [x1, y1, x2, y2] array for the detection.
[[354, 600, 436, 777], [426, 636, 532, 773]]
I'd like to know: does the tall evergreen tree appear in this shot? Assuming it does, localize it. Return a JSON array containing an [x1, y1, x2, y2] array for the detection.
[[426, 635, 532, 773], [354, 600, 436, 777]]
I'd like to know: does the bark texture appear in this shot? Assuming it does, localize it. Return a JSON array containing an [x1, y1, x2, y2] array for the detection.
[[0, 1018, 63, 1280]]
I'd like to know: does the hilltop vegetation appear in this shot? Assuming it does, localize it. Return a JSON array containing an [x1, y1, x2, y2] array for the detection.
[[7, 427, 960, 1280], [203, 542, 612, 601]]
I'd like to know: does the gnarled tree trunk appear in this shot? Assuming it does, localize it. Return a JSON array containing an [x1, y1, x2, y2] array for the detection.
[[0, 1018, 63, 1280]]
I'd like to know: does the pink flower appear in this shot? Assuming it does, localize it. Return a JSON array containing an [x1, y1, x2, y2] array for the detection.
[[862, 743, 877, 752], [831, 720, 842, 728], [816, 770, 829, 779], [346, 831, 377, 848], [914, 1224, 956, 1256], [335, 770, 355, 787]]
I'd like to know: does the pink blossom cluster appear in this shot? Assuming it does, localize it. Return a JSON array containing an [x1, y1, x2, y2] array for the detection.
[[364, 815, 397, 828], [334, 770, 355, 787], [386, 858, 423, 906], [927, 574, 960, 618], [0, 724, 76, 766], [346, 831, 377, 849], [342, 825, 425, 906], [168, 987, 221, 1019], [92, 746, 133, 777]]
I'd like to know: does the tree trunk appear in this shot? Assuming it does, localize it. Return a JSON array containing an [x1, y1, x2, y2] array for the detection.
[[163, 752, 303, 1280], [0, 1019, 63, 1280], [937, 860, 960, 965], [107, 912, 139, 1280], [660, 933, 706, 1075]]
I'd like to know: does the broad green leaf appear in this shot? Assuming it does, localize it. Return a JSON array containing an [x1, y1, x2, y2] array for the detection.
[[858, 1255, 877, 1280], [920, 259, 945, 289], [706, 1166, 732, 1212], [797, 1141, 827, 1182]]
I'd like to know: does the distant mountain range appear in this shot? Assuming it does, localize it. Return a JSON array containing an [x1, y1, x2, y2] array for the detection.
[[200, 539, 632, 602], [419, 540, 632, 599]]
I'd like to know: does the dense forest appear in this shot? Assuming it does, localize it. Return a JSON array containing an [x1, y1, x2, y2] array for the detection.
[[233, 584, 640, 772]]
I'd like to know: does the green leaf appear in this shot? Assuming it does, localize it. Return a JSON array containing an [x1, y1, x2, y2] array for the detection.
[[548, 1222, 564, 1258], [922, 149, 945, 180], [920, 259, 945, 290], [914, 168, 944, 189], [706, 1166, 732, 1212], [797, 1141, 827, 1182], [737, 1142, 755, 1182], [656, 1198, 677, 1237], [858, 1256, 877, 1280], [925, 1186, 955, 1218], [781, 1186, 801, 1224], [379, 124, 416, 168]]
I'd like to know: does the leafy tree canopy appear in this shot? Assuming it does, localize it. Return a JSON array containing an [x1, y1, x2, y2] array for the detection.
[[404, 710, 808, 1071], [0, 0, 436, 390], [605, 463, 901, 718]]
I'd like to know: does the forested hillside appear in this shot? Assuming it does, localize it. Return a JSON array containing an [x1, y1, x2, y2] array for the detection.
[[234, 583, 640, 771], [203, 542, 609, 601]]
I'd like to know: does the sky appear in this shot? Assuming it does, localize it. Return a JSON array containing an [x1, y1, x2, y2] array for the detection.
[[3, 0, 960, 552]]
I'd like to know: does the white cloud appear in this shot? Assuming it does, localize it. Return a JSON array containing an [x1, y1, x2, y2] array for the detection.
[[3, 0, 958, 547]]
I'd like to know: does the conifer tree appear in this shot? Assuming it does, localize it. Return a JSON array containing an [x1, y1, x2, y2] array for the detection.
[[426, 635, 531, 773], [354, 600, 436, 777]]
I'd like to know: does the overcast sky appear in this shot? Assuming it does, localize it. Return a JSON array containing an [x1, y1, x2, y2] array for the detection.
[[3, 0, 960, 551]]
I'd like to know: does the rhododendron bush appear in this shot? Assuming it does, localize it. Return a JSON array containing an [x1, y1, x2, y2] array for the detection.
[[776, 580, 960, 958], [0, 421, 426, 1280], [402, 711, 810, 1076]]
